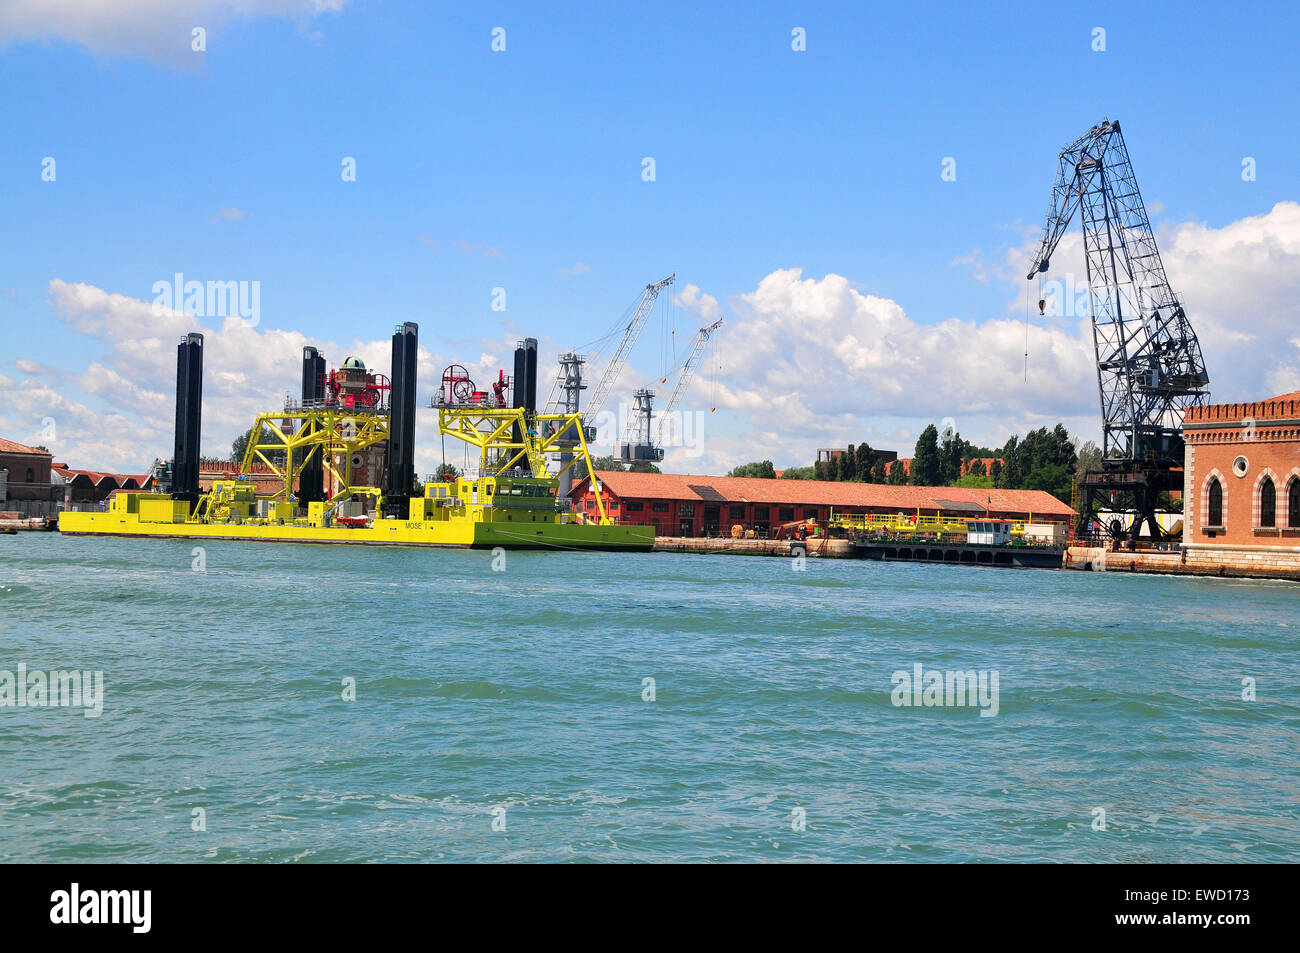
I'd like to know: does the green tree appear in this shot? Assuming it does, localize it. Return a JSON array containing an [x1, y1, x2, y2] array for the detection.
[[953, 473, 994, 489], [910, 424, 942, 485], [870, 456, 887, 483], [1022, 463, 1073, 503], [940, 431, 969, 485], [781, 466, 816, 480], [995, 436, 1023, 489], [574, 454, 626, 482], [231, 424, 285, 466], [1074, 439, 1102, 476], [727, 460, 776, 479], [967, 457, 986, 477], [855, 442, 875, 482], [888, 459, 907, 484], [435, 463, 460, 482], [839, 444, 856, 482], [993, 424, 1078, 502]]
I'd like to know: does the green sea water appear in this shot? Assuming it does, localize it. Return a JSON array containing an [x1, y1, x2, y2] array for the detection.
[[1, 533, 1297, 862]]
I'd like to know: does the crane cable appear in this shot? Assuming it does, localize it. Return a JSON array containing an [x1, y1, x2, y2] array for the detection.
[[1024, 278, 1030, 383], [709, 331, 721, 412]]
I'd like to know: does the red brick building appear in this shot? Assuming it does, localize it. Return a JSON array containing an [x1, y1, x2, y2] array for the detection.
[[0, 438, 53, 502], [569, 471, 1074, 537], [1183, 390, 1300, 547], [199, 458, 285, 496]]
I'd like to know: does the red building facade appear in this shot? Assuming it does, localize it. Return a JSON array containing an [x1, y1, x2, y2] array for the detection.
[[1183, 390, 1300, 546]]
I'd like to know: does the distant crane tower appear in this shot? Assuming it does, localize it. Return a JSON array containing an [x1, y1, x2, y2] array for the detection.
[[1026, 119, 1210, 540], [657, 316, 723, 447], [618, 388, 663, 467], [550, 351, 587, 500]]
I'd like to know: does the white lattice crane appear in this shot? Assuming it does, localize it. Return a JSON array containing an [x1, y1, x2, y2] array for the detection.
[[583, 273, 675, 424], [656, 316, 723, 445]]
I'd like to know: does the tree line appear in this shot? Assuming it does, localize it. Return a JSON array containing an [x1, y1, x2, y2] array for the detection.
[[727, 422, 1098, 504]]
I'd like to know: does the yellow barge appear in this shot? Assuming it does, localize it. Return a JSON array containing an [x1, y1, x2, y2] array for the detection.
[[58, 476, 653, 550], [59, 327, 654, 551]]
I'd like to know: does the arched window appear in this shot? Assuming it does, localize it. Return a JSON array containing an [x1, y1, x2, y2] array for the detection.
[[1290, 478, 1300, 529], [1260, 477, 1276, 528], [25, 468, 34, 483], [1208, 478, 1223, 527]]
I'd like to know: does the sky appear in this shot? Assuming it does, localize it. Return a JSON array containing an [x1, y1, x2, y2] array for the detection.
[[2, 0, 1299, 478]]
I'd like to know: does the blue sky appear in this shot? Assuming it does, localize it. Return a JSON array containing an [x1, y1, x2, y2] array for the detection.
[[2, 1, 1298, 473]]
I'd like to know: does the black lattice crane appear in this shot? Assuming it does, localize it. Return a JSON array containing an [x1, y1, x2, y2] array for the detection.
[[1026, 119, 1210, 540]]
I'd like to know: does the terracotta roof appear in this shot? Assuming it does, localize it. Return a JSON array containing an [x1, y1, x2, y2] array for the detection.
[[53, 467, 151, 487], [1268, 390, 1300, 402], [0, 438, 51, 455], [575, 471, 1074, 516]]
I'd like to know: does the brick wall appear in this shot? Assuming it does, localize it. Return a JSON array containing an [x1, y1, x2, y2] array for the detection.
[[1184, 394, 1300, 546]]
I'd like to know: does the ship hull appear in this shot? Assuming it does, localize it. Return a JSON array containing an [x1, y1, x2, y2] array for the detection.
[[58, 511, 654, 551]]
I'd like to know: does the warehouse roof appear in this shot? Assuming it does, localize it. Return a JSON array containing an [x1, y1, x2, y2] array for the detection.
[[54, 467, 152, 488], [572, 471, 1075, 517]]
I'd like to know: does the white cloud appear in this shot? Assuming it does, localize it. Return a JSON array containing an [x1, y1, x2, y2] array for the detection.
[[0, 1, 347, 66], [14, 357, 61, 381], [949, 249, 989, 283], [557, 262, 593, 276], [672, 283, 720, 321], [213, 207, 246, 222], [453, 239, 504, 259], [668, 268, 1096, 472]]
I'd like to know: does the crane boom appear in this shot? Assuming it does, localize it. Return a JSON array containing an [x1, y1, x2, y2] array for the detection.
[[584, 273, 674, 423], [1026, 119, 1209, 465], [657, 317, 722, 444]]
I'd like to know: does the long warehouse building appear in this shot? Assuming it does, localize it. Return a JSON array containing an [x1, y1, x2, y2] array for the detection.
[[570, 471, 1075, 537]]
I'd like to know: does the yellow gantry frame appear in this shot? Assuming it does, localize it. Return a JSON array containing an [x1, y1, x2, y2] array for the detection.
[[436, 406, 612, 524], [236, 408, 391, 505]]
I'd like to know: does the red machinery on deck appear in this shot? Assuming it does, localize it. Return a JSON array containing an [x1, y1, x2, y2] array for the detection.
[[436, 365, 510, 407]]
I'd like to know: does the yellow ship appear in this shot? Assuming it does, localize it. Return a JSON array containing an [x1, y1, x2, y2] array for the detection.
[[59, 327, 654, 551]]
